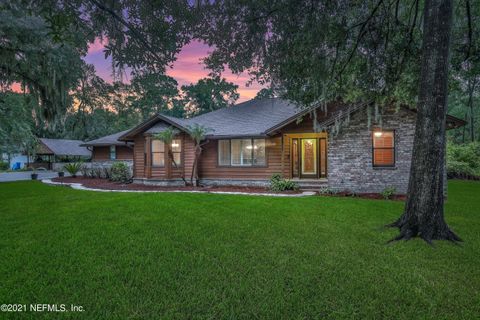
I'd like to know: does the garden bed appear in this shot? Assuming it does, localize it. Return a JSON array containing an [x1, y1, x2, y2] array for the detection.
[[51, 177, 302, 194], [317, 191, 406, 201]]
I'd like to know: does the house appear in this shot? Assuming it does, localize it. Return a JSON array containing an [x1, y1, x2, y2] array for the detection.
[[99, 98, 462, 193], [33, 138, 91, 170], [81, 130, 134, 165]]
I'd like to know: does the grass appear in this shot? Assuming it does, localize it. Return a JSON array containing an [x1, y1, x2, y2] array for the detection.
[[0, 180, 479, 319]]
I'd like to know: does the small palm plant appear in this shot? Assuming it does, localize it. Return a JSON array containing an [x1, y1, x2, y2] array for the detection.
[[153, 127, 188, 185], [187, 124, 212, 186], [63, 162, 83, 178]]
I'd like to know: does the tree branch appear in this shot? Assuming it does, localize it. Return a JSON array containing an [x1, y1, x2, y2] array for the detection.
[[87, 0, 166, 65]]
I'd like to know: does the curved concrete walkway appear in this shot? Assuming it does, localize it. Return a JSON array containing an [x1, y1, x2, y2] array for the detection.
[[41, 179, 316, 197]]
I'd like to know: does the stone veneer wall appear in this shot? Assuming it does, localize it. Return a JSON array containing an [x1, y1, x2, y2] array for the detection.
[[327, 106, 416, 194]]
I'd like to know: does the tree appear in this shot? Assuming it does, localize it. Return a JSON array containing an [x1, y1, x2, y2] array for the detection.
[[0, 92, 37, 162], [130, 73, 180, 120], [186, 124, 212, 186], [1, 0, 195, 127], [387, 0, 460, 242], [254, 88, 275, 100], [0, 4, 84, 129], [153, 127, 188, 185], [181, 76, 239, 116]]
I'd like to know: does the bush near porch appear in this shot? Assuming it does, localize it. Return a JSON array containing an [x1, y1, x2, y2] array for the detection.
[[0, 180, 478, 319]]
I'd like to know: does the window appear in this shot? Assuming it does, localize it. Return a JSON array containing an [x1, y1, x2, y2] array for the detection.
[[218, 139, 266, 166], [218, 140, 231, 165], [109, 145, 116, 160], [151, 140, 165, 166], [171, 139, 182, 166], [372, 130, 395, 167]]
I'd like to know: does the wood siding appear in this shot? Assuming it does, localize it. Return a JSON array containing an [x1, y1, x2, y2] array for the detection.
[[92, 146, 133, 161], [132, 131, 195, 180], [198, 136, 289, 180], [133, 136, 145, 178]]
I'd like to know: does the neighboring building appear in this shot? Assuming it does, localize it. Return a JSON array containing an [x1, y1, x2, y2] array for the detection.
[[81, 130, 134, 165], [1, 153, 28, 170], [32, 138, 91, 170], [90, 98, 463, 193]]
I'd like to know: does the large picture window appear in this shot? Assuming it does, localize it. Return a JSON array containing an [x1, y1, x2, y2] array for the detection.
[[218, 139, 266, 166], [151, 140, 165, 167], [372, 130, 395, 167]]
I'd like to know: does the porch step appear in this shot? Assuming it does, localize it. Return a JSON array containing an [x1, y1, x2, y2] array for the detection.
[[292, 179, 328, 191]]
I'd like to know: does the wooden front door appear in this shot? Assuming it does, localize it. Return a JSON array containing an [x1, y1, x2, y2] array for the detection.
[[291, 137, 327, 179]]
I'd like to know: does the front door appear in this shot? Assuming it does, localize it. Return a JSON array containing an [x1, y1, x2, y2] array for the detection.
[[300, 138, 317, 178], [291, 137, 327, 179]]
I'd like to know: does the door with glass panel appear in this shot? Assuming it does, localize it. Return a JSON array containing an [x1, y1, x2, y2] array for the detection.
[[291, 137, 327, 179], [300, 138, 317, 178]]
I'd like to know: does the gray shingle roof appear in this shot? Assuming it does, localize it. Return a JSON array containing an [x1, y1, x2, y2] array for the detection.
[[145, 122, 171, 134], [118, 98, 466, 141], [81, 130, 132, 147], [185, 98, 300, 137], [39, 138, 91, 157]]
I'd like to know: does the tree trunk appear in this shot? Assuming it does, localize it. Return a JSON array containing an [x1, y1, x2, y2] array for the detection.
[[191, 145, 202, 187], [388, 0, 461, 243], [468, 83, 475, 142]]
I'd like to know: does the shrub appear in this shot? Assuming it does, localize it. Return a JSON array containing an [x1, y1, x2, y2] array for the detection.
[[93, 168, 103, 178], [269, 174, 299, 192], [0, 161, 9, 171], [447, 142, 480, 179], [103, 167, 111, 179], [318, 187, 337, 195], [63, 162, 83, 178], [381, 186, 397, 200], [110, 162, 132, 183], [81, 167, 89, 178]]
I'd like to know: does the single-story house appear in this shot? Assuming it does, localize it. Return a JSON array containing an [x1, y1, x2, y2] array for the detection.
[[33, 138, 91, 170], [90, 98, 464, 193], [81, 130, 133, 164]]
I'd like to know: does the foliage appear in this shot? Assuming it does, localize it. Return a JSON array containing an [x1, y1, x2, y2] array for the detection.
[[182, 76, 239, 117], [318, 187, 338, 195], [447, 142, 480, 179], [0, 92, 37, 158], [63, 162, 83, 177], [254, 88, 275, 100], [130, 73, 180, 120], [186, 123, 213, 185], [0, 161, 9, 171], [153, 127, 179, 146], [0, 5, 84, 129], [380, 186, 397, 200], [269, 174, 299, 192], [110, 162, 132, 183]]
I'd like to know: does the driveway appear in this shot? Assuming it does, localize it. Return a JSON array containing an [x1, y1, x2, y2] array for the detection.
[[0, 171, 69, 182]]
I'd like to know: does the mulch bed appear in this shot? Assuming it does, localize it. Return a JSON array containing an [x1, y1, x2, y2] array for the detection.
[[323, 191, 406, 201], [51, 177, 301, 194]]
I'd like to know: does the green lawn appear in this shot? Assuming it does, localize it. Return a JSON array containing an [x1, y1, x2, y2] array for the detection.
[[0, 181, 479, 319]]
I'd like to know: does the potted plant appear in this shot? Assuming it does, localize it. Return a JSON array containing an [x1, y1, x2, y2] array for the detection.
[[31, 168, 38, 180]]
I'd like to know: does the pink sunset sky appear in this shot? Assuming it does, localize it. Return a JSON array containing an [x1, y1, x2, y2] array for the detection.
[[84, 39, 265, 102]]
